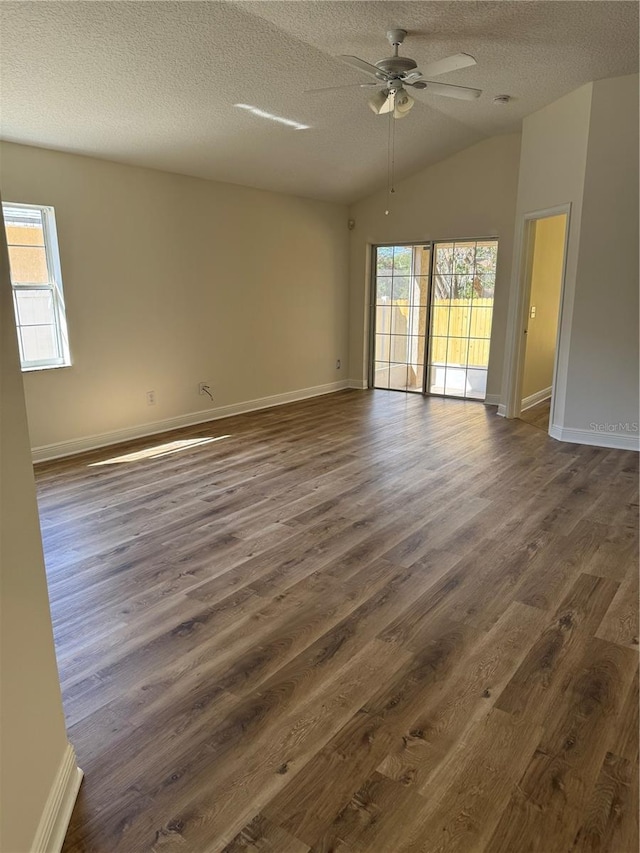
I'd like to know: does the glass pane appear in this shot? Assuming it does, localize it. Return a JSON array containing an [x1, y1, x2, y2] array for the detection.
[[434, 244, 453, 275], [444, 365, 468, 396], [453, 243, 476, 274], [8, 245, 49, 283], [474, 243, 498, 274], [446, 338, 469, 367], [407, 305, 427, 335], [432, 275, 452, 300], [376, 304, 391, 333], [473, 274, 496, 297], [390, 305, 409, 335], [408, 363, 424, 392], [447, 305, 471, 339], [15, 289, 55, 326], [468, 339, 491, 368], [406, 305, 427, 338], [452, 275, 473, 301], [466, 369, 488, 399], [373, 362, 390, 388], [389, 334, 409, 362], [375, 277, 392, 301], [391, 276, 410, 302], [430, 306, 450, 338], [376, 247, 394, 276], [429, 336, 448, 365], [469, 308, 493, 339], [406, 335, 423, 365], [412, 247, 431, 277], [389, 363, 409, 391], [410, 275, 429, 306], [429, 364, 446, 394], [5, 218, 45, 247], [393, 246, 412, 275], [375, 334, 390, 361], [20, 325, 59, 363]]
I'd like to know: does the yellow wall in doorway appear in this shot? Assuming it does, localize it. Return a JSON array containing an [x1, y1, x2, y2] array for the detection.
[[522, 215, 566, 401]]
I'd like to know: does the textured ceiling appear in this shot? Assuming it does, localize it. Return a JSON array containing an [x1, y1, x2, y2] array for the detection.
[[0, 1, 637, 203]]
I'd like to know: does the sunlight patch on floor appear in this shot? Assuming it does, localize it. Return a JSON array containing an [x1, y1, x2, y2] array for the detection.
[[89, 435, 230, 466]]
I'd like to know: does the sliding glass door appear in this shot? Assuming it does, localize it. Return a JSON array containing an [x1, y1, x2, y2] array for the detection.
[[427, 240, 497, 400], [371, 245, 430, 392], [371, 239, 498, 400]]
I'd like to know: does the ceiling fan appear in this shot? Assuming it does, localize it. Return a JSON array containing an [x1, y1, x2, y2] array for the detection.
[[309, 29, 482, 118]]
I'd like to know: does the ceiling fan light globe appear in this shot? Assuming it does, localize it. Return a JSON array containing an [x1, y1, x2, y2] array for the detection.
[[378, 94, 395, 114], [368, 90, 390, 114], [394, 92, 414, 117]]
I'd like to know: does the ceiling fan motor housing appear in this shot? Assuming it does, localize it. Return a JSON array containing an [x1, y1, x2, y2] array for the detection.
[[375, 56, 418, 76]]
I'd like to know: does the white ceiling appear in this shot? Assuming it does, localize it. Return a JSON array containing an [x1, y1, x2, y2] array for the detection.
[[1, 1, 637, 204]]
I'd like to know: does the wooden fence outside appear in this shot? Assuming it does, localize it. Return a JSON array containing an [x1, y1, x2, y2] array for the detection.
[[376, 298, 493, 367]]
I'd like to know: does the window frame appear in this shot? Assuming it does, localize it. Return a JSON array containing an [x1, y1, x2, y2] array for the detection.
[[3, 201, 71, 371]]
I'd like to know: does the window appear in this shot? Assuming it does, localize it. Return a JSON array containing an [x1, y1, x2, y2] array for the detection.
[[3, 202, 71, 370]]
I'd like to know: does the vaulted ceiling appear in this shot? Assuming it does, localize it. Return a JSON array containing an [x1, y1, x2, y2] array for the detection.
[[1, 1, 637, 203]]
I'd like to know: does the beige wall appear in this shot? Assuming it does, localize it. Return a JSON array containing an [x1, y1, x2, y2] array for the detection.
[[564, 74, 639, 432], [0, 142, 350, 451], [347, 134, 522, 399], [521, 215, 566, 401], [0, 205, 71, 852], [504, 75, 639, 443], [503, 82, 593, 424]]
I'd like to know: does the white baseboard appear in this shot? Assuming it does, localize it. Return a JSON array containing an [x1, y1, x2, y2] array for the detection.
[[521, 386, 552, 412], [31, 743, 83, 853], [496, 404, 507, 417], [32, 381, 350, 462], [484, 394, 501, 406], [348, 379, 368, 390], [549, 423, 640, 451]]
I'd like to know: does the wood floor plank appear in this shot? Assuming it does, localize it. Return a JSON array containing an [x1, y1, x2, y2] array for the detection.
[[487, 637, 638, 853], [28, 390, 635, 853], [262, 619, 478, 845], [393, 708, 545, 853], [596, 568, 639, 649], [309, 771, 426, 852], [570, 752, 638, 853], [495, 573, 621, 722], [220, 813, 310, 853], [376, 600, 547, 792]]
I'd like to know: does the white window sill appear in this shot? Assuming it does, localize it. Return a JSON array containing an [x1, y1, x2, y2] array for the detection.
[[22, 363, 72, 373]]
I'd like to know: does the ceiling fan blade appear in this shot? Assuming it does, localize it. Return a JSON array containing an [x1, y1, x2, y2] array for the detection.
[[339, 55, 389, 80], [420, 52, 477, 79], [305, 82, 381, 93], [409, 79, 482, 100]]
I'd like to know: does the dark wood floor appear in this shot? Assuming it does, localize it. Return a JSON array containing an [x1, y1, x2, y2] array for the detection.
[[519, 398, 551, 431], [35, 390, 638, 853]]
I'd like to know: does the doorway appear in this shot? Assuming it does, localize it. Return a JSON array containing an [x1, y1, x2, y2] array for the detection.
[[370, 239, 498, 400], [518, 213, 568, 431]]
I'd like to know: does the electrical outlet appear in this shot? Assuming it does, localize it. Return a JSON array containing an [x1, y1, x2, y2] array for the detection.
[[146, 390, 156, 406], [336, 359, 341, 370], [530, 306, 537, 319]]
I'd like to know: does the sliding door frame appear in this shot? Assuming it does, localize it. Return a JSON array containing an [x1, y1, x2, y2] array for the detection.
[[368, 241, 433, 393], [369, 237, 499, 400]]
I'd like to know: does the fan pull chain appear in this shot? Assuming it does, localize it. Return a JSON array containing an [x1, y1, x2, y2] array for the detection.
[[385, 97, 396, 215]]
